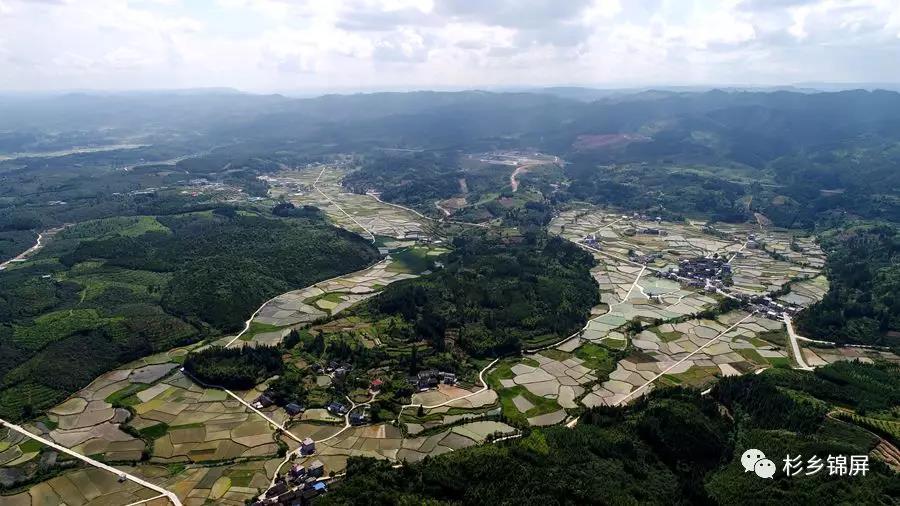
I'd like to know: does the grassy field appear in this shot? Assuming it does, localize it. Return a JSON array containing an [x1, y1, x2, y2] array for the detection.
[[574, 342, 617, 378], [736, 348, 769, 366], [387, 246, 435, 274], [240, 321, 287, 341], [661, 366, 720, 387]]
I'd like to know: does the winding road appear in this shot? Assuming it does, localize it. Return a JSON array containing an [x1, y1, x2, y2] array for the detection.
[[524, 264, 646, 354], [0, 226, 65, 271], [366, 188, 488, 228]]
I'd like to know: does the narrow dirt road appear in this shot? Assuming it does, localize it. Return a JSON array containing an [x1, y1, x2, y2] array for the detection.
[[510, 165, 528, 192]]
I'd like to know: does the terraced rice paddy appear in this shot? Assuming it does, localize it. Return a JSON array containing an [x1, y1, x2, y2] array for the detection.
[[250, 258, 415, 329], [238, 246, 440, 348], [138, 458, 283, 505], [404, 385, 500, 433], [285, 420, 516, 478], [2, 467, 170, 505], [583, 311, 787, 406], [550, 207, 827, 297], [489, 353, 596, 426], [802, 345, 900, 367], [536, 206, 842, 408], [3, 189, 897, 504], [0, 345, 292, 505]]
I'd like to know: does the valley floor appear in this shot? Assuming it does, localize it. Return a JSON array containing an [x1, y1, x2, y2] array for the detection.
[[2, 165, 897, 506]]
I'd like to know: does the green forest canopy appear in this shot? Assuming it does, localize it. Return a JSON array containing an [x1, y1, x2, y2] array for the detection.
[[796, 222, 900, 349], [183, 345, 282, 390], [362, 233, 599, 356], [0, 209, 378, 420]]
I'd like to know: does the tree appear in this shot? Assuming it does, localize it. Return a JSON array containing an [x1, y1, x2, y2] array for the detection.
[[308, 330, 326, 356], [284, 328, 300, 349], [408, 346, 418, 374]]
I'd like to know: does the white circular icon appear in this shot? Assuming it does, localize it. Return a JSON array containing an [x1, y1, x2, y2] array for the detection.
[[754, 458, 776, 479], [741, 448, 766, 473]]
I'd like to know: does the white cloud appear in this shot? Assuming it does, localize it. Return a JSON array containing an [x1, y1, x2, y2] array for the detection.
[[0, 0, 897, 92]]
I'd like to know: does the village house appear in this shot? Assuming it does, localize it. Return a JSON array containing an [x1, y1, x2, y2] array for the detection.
[[308, 460, 325, 478], [300, 437, 316, 455]]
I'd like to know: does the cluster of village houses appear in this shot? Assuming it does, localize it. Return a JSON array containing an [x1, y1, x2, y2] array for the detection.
[[254, 439, 327, 505], [412, 369, 457, 391]]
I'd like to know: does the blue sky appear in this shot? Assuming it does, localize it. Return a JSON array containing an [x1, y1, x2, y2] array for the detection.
[[0, 0, 898, 92]]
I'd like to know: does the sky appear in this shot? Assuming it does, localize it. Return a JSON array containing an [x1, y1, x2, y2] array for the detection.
[[1, 0, 898, 93]]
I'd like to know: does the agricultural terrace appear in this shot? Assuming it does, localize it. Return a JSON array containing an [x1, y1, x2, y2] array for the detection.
[[235, 242, 448, 348], [3, 174, 899, 505], [0, 345, 288, 504], [266, 165, 432, 240], [273, 420, 516, 484]]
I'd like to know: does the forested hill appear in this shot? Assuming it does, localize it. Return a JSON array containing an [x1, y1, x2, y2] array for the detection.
[[359, 233, 599, 356], [319, 362, 900, 505], [0, 209, 378, 420], [796, 223, 900, 349]]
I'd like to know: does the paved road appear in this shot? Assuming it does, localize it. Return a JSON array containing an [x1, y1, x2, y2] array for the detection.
[[0, 419, 182, 506], [263, 391, 378, 498], [224, 257, 392, 348], [124, 494, 170, 506], [223, 292, 286, 347], [783, 313, 814, 370]]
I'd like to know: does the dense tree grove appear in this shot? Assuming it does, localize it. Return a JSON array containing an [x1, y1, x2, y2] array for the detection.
[[342, 152, 462, 214], [60, 212, 379, 331], [320, 362, 900, 505], [365, 233, 599, 356], [796, 223, 900, 349], [183, 345, 282, 390]]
